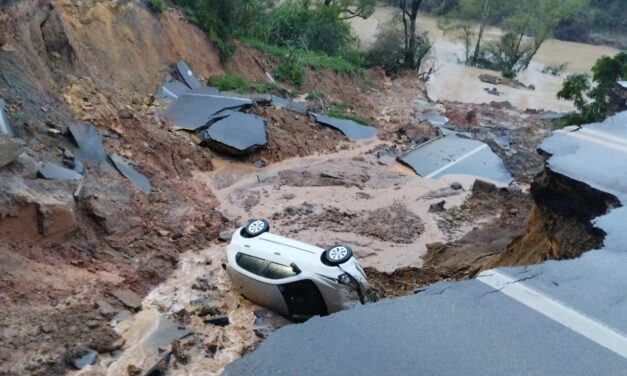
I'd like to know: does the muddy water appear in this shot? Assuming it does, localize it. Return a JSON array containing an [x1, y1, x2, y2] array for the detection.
[[351, 6, 619, 112]]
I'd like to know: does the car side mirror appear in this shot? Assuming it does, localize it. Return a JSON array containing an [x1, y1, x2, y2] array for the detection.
[[290, 263, 301, 274]]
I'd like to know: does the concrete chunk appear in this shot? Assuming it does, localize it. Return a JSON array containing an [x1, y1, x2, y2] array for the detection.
[[199, 112, 268, 155], [67, 123, 107, 164], [38, 162, 83, 181], [0, 99, 13, 136], [311, 113, 377, 140], [176, 60, 202, 90], [109, 154, 151, 193], [166, 93, 252, 131]]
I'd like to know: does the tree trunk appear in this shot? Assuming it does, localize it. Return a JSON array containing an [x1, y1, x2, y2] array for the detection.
[[401, 0, 422, 68], [470, 0, 490, 66]]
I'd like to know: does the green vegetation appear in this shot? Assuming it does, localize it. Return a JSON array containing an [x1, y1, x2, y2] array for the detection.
[[242, 39, 361, 75], [556, 52, 627, 126], [437, 0, 588, 78], [207, 72, 279, 94], [324, 104, 370, 125], [148, 0, 166, 12]]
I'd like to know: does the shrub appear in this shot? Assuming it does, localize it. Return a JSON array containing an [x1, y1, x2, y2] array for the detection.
[[148, 0, 166, 12], [364, 20, 405, 74], [207, 72, 279, 94], [274, 56, 305, 87]]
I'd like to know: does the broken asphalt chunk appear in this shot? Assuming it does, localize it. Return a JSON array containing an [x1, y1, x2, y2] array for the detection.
[[38, 162, 83, 181], [0, 135, 21, 168], [270, 96, 308, 115], [67, 123, 107, 164], [109, 154, 151, 193], [166, 93, 252, 131], [398, 133, 513, 185], [0, 99, 13, 136], [155, 74, 190, 100], [311, 113, 377, 140], [176, 60, 202, 90], [198, 112, 267, 155], [70, 349, 98, 370], [110, 288, 143, 310]]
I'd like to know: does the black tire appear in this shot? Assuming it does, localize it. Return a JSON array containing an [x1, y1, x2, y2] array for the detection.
[[242, 219, 270, 238], [323, 245, 353, 265]]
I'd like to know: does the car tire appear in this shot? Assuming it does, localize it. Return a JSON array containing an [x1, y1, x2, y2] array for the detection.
[[323, 245, 353, 265], [242, 219, 270, 238]]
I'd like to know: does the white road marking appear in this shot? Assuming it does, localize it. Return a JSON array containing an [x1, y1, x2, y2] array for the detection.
[[578, 128, 627, 148], [425, 143, 488, 179], [160, 86, 177, 98], [559, 129, 627, 153], [477, 270, 627, 360]]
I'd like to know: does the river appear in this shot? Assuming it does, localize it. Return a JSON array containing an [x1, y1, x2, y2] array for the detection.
[[351, 6, 620, 113]]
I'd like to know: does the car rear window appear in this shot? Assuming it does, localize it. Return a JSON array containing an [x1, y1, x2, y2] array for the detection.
[[263, 262, 298, 279], [236, 253, 268, 275]]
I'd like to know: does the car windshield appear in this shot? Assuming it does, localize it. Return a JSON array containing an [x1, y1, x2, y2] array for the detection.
[[236, 253, 299, 279]]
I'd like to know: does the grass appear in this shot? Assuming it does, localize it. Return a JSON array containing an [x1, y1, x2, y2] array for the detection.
[[242, 38, 362, 75], [325, 105, 370, 125], [207, 72, 280, 94]]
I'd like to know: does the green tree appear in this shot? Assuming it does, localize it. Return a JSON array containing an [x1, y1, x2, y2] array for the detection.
[[323, 0, 376, 19], [557, 52, 627, 125]]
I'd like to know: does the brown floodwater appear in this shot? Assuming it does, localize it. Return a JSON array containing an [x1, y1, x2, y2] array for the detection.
[[351, 6, 620, 112]]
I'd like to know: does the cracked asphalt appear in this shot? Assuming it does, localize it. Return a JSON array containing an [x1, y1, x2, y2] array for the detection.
[[223, 111, 627, 375]]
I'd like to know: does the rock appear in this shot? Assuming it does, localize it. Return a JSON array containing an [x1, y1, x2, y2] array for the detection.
[[40, 322, 57, 334], [257, 171, 278, 183], [127, 364, 142, 376], [70, 349, 98, 369], [0, 135, 21, 168], [204, 316, 230, 326], [197, 306, 223, 317], [254, 159, 268, 168], [472, 180, 497, 194], [218, 230, 233, 242], [96, 300, 116, 318], [450, 182, 463, 190], [110, 289, 142, 310], [191, 278, 212, 292], [508, 208, 520, 216], [429, 200, 446, 213]]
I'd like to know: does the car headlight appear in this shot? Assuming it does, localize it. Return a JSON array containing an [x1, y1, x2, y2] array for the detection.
[[337, 273, 360, 290]]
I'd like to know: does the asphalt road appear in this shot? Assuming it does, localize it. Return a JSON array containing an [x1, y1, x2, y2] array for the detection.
[[223, 111, 627, 375]]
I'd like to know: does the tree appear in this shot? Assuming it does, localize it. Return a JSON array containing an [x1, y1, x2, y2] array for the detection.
[[399, 0, 423, 69], [323, 0, 376, 19], [557, 52, 627, 125]]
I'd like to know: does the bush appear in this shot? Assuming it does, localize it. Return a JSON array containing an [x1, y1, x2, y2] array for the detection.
[[274, 56, 305, 87], [252, 0, 355, 57], [207, 72, 279, 94], [148, 0, 166, 12], [365, 18, 432, 75], [364, 20, 405, 74]]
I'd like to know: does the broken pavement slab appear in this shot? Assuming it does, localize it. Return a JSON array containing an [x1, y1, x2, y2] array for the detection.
[[311, 113, 377, 140], [270, 96, 308, 115], [399, 132, 513, 185], [416, 113, 449, 126], [38, 162, 83, 181], [67, 123, 108, 164], [155, 74, 190, 100], [109, 154, 151, 193], [175, 60, 202, 90], [0, 98, 14, 136], [0, 135, 21, 168], [165, 93, 252, 131], [198, 112, 268, 155], [110, 289, 143, 310]]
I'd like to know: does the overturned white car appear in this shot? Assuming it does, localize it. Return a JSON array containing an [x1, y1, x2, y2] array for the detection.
[[225, 219, 369, 321]]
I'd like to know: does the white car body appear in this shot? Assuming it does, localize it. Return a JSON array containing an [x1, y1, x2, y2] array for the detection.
[[226, 225, 368, 320]]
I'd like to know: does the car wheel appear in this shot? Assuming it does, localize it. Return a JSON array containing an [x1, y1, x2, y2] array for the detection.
[[243, 219, 270, 237], [323, 245, 353, 265]]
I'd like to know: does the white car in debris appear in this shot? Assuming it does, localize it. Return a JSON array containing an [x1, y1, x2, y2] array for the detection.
[[226, 219, 369, 321]]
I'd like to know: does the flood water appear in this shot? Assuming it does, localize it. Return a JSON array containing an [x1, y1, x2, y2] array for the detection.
[[351, 6, 620, 112]]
